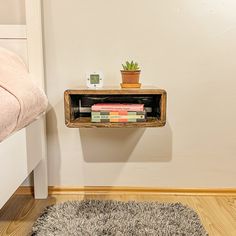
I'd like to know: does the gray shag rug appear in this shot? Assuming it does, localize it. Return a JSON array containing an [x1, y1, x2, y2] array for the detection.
[[32, 200, 208, 236]]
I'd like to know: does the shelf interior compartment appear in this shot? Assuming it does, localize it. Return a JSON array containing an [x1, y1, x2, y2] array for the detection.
[[69, 94, 162, 121]]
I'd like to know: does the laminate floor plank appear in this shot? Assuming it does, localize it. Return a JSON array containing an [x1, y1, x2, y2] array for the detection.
[[0, 194, 236, 235]]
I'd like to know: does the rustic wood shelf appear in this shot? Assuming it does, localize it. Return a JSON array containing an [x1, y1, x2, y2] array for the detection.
[[64, 87, 167, 128]]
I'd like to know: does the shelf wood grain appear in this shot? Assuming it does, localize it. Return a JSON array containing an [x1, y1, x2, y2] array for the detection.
[[64, 87, 167, 128], [68, 117, 164, 128], [65, 87, 166, 95]]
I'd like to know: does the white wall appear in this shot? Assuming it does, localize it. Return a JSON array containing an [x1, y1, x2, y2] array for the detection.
[[2, 0, 236, 188], [0, 0, 25, 24]]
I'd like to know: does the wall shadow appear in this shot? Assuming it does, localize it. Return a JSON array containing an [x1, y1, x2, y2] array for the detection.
[[46, 105, 61, 185], [80, 121, 172, 163]]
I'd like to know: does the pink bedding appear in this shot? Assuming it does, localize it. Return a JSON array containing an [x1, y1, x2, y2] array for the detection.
[[0, 47, 48, 142]]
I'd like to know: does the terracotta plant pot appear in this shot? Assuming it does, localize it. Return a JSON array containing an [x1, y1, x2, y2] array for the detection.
[[121, 70, 141, 84]]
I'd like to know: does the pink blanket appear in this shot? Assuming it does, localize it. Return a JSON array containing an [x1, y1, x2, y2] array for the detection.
[[0, 47, 48, 142]]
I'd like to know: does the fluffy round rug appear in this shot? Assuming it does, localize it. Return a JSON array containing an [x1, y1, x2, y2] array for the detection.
[[32, 200, 208, 236]]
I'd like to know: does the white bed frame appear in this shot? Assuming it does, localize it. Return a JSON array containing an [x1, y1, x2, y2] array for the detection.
[[0, 0, 47, 209]]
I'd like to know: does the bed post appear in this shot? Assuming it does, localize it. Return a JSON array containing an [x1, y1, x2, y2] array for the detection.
[[25, 0, 48, 199]]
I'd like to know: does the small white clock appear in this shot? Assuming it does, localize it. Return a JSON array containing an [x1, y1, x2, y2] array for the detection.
[[86, 72, 103, 88]]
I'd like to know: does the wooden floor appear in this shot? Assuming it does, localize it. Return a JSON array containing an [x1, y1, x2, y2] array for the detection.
[[0, 193, 236, 236]]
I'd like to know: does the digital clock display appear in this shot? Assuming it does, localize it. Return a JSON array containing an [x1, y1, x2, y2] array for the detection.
[[86, 72, 103, 88], [90, 74, 100, 84]]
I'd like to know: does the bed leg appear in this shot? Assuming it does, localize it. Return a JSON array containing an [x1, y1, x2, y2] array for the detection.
[[34, 117, 48, 199], [26, 117, 48, 199], [34, 158, 48, 199]]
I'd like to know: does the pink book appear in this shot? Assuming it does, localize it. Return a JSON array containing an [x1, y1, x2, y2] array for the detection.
[[92, 103, 144, 111]]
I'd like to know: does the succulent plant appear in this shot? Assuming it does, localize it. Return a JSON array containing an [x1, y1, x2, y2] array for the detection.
[[122, 61, 140, 71]]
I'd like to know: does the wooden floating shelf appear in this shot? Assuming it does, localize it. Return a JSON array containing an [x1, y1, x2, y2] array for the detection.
[[64, 87, 167, 128], [69, 117, 164, 128]]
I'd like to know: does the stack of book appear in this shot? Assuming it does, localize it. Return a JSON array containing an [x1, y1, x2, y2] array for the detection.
[[91, 103, 146, 123]]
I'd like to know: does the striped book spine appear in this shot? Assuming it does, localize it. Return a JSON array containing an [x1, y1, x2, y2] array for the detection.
[[91, 111, 146, 123], [92, 118, 146, 123]]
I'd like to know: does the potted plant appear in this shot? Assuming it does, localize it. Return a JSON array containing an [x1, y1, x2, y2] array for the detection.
[[121, 61, 141, 84]]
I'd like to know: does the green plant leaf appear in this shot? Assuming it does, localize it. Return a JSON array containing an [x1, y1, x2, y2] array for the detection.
[[130, 61, 134, 70], [122, 60, 140, 71], [122, 64, 126, 70], [126, 61, 130, 69]]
